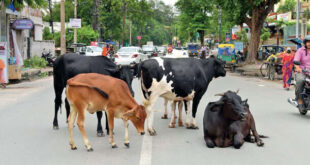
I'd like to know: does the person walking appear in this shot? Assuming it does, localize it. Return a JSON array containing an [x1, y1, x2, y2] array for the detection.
[[278, 47, 295, 90], [102, 45, 108, 57]]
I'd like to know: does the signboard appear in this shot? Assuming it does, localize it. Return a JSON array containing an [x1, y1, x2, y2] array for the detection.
[[234, 41, 244, 53], [225, 32, 231, 42], [137, 36, 141, 40], [13, 19, 34, 30], [0, 42, 8, 83], [277, 13, 290, 21], [231, 26, 239, 40], [69, 18, 81, 28], [90, 41, 98, 46]]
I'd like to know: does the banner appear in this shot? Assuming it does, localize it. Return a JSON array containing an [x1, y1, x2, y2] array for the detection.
[[69, 18, 81, 28], [0, 42, 8, 83]]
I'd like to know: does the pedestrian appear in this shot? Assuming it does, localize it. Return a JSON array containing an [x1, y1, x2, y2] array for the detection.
[[200, 45, 206, 59], [0, 59, 6, 88], [102, 45, 108, 57], [168, 44, 173, 54], [278, 47, 295, 90]]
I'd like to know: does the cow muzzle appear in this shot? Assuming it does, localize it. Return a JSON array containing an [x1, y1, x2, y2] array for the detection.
[[140, 132, 145, 135]]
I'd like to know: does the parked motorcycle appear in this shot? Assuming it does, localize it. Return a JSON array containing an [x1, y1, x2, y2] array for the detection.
[[42, 49, 56, 67], [288, 61, 310, 115]]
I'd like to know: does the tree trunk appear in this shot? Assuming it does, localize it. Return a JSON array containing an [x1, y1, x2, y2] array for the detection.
[[246, 8, 267, 63], [92, 0, 98, 31], [198, 30, 205, 45]]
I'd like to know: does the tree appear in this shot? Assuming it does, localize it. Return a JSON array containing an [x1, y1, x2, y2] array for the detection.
[[176, 0, 211, 45], [1, 0, 46, 9], [43, 27, 53, 40], [277, 0, 296, 13], [212, 0, 281, 63]]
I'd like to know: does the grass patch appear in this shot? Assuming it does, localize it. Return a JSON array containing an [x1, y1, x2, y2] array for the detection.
[[23, 55, 47, 69]]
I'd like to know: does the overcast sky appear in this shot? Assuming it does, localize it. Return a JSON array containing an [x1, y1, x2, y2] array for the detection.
[[162, 0, 177, 6]]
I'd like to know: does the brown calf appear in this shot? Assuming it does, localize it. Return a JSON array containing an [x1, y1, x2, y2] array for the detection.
[[66, 73, 146, 151]]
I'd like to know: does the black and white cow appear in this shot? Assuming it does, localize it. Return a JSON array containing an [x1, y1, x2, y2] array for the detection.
[[138, 56, 226, 135]]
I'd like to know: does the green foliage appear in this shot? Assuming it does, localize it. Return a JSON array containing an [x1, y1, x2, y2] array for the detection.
[[277, 0, 296, 13], [236, 29, 248, 45], [43, 27, 53, 40], [260, 28, 271, 44], [23, 55, 47, 69], [40, 72, 48, 78], [2, 0, 47, 9], [65, 25, 98, 46]]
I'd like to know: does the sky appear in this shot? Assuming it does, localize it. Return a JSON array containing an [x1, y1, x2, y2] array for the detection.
[[162, 0, 178, 6]]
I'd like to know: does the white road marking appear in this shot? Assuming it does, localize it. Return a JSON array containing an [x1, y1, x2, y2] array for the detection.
[[139, 113, 154, 165]]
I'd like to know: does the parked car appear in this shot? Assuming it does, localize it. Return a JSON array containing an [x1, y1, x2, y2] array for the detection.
[[175, 47, 188, 57], [114, 46, 148, 65], [85, 46, 103, 56], [156, 46, 167, 56], [142, 45, 158, 58], [70, 43, 86, 55]]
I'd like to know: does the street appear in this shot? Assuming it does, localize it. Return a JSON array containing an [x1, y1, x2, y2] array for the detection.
[[0, 74, 310, 165]]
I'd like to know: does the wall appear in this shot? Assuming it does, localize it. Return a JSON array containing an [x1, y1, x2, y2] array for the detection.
[[30, 40, 55, 58]]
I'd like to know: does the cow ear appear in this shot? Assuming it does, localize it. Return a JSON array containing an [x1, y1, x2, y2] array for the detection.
[[118, 65, 123, 69], [243, 99, 248, 103], [123, 109, 134, 119]]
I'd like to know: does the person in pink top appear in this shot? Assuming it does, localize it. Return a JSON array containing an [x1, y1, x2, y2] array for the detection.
[[293, 35, 310, 110]]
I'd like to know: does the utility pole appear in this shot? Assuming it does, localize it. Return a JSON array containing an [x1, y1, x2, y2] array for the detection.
[[93, 0, 98, 31], [129, 21, 132, 46], [218, 7, 222, 43], [60, 0, 66, 55], [122, 0, 127, 47], [74, 0, 77, 44], [48, 0, 54, 34], [296, 0, 300, 38]]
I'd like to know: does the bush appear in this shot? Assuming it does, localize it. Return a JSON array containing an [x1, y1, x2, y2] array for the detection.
[[23, 55, 48, 68]]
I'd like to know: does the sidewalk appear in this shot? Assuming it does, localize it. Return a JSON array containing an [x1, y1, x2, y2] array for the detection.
[[235, 63, 282, 80], [20, 67, 53, 81]]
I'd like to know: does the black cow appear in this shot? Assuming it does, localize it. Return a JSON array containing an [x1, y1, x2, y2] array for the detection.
[[138, 56, 226, 135], [203, 91, 265, 149], [53, 53, 134, 136]]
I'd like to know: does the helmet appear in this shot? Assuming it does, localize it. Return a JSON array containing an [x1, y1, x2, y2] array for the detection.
[[303, 35, 310, 45]]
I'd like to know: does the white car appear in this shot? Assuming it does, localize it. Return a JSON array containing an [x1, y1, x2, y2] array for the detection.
[[85, 46, 102, 56], [166, 47, 188, 58], [114, 46, 148, 65]]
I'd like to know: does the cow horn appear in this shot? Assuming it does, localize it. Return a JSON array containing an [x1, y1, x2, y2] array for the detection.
[[215, 93, 225, 97], [235, 89, 240, 94]]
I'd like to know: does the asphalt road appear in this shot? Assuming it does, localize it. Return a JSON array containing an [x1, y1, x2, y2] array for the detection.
[[0, 74, 309, 165]]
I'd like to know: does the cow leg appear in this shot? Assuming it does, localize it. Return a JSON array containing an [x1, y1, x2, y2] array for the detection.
[[169, 102, 176, 128], [161, 99, 168, 119], [76, 110, 93, 152], [123, 120, 130, 148], [204, 131, 215, 148], [189, 94, 204, 129], [185, 101, 192, 128], [68, 106, 77, 150], [145, 95, 160, 136], [107, 112, 117, 148], [65, 98, 70, 123], [249, 114, 264, 147], [233, 133, 244, 149], [96, 111, 105, 137], [105, 112, 110, 135], [53, 86, 64, 130], [178, 101, 184, 127]]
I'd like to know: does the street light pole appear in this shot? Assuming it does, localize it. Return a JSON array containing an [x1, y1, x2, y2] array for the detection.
[[218, 7, 222, 43], [129, 21, 132, 46], [60, 0, 66, 55], [74, 0, 77, 44], [296, 0, 300, 38]]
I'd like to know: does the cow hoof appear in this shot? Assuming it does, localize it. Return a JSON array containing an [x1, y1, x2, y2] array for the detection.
[[87, 148, 94, 152], [124, 143, 130, 148], [178, 122, 184, 127], [112, 144, 118, 149], [186, 125, 199, 129], [71, 146, 77, 150], [53, 125, 59, 130], [97, 132, 105, 137], [148, 129, 157, 136], [206, 143, 215, 148], [161, 115, 168, 119], [169, 124, 176, 128], [257, 141, 264, 147]]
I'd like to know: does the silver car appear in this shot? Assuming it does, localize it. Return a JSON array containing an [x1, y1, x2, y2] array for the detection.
[[114, 46, 148, 65]]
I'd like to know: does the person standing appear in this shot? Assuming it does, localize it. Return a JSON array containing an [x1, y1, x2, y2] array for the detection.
[[0, 59, 6, 88], [102, 45, 108, 57]]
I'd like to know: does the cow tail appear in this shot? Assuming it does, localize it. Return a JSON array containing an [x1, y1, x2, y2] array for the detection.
[[92, 87, 109, 99], [259, 135, 269, 138], [67, 80, 109, 99]]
